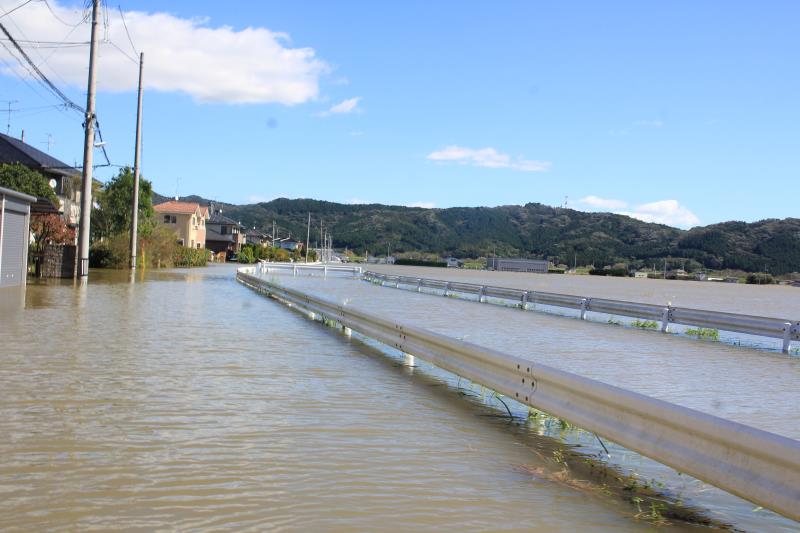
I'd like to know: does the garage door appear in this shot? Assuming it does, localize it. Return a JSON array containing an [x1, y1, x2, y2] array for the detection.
[[1, 210, 26, 287]]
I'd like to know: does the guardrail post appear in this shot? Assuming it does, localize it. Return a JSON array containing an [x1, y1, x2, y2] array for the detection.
[[292, 264, 297, 276], [478, 286, 486, 303], [580, 298, 588, 320], [521, 291, 529, 310], [395, 278, 400, 288], [323, 265, 328, 277], [343, 326, 352, 337], [416, 278, 422, 292], [783, 322, 792, 354], [661, 308, 671, 333], [443, 282, 450, 297]]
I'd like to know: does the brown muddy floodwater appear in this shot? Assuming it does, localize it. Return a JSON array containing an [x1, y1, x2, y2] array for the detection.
[[0, 264, 797, 532]]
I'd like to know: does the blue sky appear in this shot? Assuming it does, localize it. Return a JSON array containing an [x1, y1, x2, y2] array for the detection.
[[0, 1, 797, 228]]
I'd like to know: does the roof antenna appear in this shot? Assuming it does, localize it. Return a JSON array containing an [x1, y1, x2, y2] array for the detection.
[[174, 177, 181, 201]]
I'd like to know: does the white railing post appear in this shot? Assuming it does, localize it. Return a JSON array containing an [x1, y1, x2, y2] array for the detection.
[[661, 308, 671, 333], [521, 291, 529, 310], [580, 298, 588, 320], [443, 282, 450, 297], [417, 278, 422, 292], [478, 286, 486, 303], [783, 322, 793, 354]]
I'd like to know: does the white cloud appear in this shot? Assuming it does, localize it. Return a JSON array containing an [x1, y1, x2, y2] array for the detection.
[[346, 197, 372, 204], [349, 130, 364, 137], [0, 1, 327, 104], [578, 195, 628, 210], [426, 145, 550, 172], [318, 96, 362, 116], [619, 200, 699, 228], [407, 201, 435, 209]]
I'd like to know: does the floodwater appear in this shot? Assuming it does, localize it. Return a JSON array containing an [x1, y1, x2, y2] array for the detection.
[[0, 264, 796, 531]]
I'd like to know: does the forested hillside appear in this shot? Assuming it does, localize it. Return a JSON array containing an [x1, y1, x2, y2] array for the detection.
[[153, 194, 800, 274]]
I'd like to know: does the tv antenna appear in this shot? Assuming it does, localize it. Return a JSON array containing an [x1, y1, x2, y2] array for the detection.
[[1, 100, 18, 135], [41, 133, 55, 152]]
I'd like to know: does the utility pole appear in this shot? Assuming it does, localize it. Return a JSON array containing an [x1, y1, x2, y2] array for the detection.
[[305, 212, 310, 263], [272, 220, 275, 247], [129, 52, 144, 270], [76, 0, 100, 279]]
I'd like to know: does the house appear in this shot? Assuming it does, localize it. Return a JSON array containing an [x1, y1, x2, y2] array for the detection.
[[0, 132, 82, 227], [486, 257, 548, 273], [245, 228, 269, 247], [634, 271, 649, 279], [153, 200, 208, 249], [0, 186, 35, 288], [279, 238, 303, 251], [205, 208, 245, 256]]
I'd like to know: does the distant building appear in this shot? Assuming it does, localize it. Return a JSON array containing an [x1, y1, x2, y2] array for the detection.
[[634, 271, 649, 279], [486, 257, 548, 273], [153, 200, 208, 249], [279, 238, 303, 251], [205, 208, 245, 256], [245, 228, 269, 247], [0, 186, 35, 288], [0, 132, 82, 227], [446, 257, 461, 268]]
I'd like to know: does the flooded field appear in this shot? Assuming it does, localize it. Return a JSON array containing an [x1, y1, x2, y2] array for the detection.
[[0, 264, 797, 531]]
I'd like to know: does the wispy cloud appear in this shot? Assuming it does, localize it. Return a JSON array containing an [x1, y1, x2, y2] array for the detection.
[[318, 97, 362, 116], [0, 0, 327, 104], [407, 201, 435, 209], [427, 145, 550, 172], [578, 195, 628, 210], [349, 131, 365, 137], [346, 197, 372, 205]]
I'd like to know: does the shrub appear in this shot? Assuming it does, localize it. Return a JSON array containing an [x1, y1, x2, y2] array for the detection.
[[745, 273, 774, 284]]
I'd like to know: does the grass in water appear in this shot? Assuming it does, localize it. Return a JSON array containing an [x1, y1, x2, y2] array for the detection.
[[631, 319, 659, 329], [685, 327, 720, 341]]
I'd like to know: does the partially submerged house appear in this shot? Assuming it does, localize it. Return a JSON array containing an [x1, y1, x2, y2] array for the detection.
[[153, 200, 208, 249], [205, 207, 245, 257]]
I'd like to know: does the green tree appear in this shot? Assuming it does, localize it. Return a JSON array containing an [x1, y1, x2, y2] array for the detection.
[[94, 167, 154, 239], [0, 163, 58, 204]]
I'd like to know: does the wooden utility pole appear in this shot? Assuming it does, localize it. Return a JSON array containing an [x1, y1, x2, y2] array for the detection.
[[129, 52, 144, 269], [76, 0, 100, 278], [305, 212, 310, 263]]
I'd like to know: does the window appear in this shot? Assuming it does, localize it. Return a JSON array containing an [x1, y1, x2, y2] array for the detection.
[[221, 226, 228, 235], [163, 215, 170, 223], [196, 243, 201, 249], [163, 215, 176, 224]]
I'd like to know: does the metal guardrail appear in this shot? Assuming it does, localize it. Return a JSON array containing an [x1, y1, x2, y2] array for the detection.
[[237, 267, 800, 521], [363, 272, 800, 353], [257, 261, 362, 275]]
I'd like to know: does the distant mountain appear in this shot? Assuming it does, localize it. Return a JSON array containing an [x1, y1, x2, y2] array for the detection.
[[153, 194, 800, 274]]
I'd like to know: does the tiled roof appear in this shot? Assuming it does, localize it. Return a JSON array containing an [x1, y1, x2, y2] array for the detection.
[[199, 206, 209, 218], [0, 133, 78, 177], [208, 212, 241, 226], [154, 200, 200, 215]]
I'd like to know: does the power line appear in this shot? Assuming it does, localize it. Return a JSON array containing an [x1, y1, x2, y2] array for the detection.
[[0, 21, 85, 113], [0, 0, 36, 20], [42, 0, 90, 27], [117, 4, 137, 56]]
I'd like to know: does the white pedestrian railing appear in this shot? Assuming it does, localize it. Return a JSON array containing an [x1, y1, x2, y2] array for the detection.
[[363, 271, 800, 353], [237, 268, 800, 522], [256, 261, 362, 276]]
